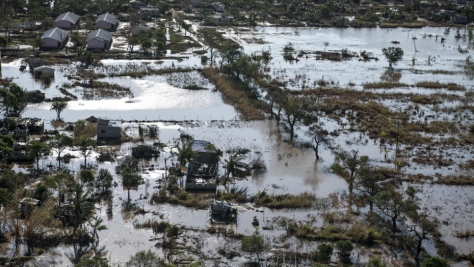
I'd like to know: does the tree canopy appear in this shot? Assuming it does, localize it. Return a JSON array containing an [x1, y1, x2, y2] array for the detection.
[[382, 47, 404, 69]]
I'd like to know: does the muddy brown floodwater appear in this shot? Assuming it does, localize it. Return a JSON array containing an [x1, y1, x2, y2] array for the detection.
[[1, 25, 474, 265]]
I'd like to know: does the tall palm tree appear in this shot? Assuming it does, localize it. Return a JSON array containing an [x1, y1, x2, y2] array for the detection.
[[72, 183, 94, 236], [223, 153, 249, 187]]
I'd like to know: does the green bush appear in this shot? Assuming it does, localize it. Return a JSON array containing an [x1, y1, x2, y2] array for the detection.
[[368, 258, 387, 267], [317, 243, 333, 262], [336, 240, 353, 262], [421, 256, 448, 267]]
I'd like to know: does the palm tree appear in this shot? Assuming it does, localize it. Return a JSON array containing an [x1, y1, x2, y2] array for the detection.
[[223, 153, 249, 187], [174, 140, 195, 174], [72, 183, 94, 236], [89, 216, 107, 251]]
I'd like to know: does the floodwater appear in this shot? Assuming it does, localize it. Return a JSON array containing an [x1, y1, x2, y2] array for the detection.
[[1, 26, 474, 265], [233, 26, 473, 89]]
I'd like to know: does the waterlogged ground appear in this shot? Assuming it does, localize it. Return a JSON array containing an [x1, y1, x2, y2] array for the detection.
[[1, 26, 474, 265]]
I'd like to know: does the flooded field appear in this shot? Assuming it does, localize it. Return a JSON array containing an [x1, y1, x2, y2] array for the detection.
[[1, 25, 474, 266]]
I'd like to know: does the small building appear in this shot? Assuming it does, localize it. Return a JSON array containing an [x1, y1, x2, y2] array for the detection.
[[211, 2, 225, 12], [34, 66, 54, 79], [12, 24, 25, 33], [210, 200, 237, 222], [40, 27, 69, 49], [54, 12, 80, 30], [139, 6, 160, 20], [186, 140, 219, 191], [131, 145, 160, 158], [24, 21, 42, 31], [131, 24, 149, 36], [97, 119, 121, 145], [453, 15, 468, 24], [131, 1, 147, 9], [96, 13, 118, 31], [209, 14, 231, 22], [86, 29, 113, 50]]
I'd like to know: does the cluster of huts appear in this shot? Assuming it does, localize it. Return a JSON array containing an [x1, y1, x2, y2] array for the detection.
[[40, 12, 118, 50]]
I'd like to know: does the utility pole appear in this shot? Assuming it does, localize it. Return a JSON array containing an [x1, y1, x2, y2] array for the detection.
[[0, 51, 2, 78]]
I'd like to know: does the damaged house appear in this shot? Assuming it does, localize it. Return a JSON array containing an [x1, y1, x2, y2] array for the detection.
[[97, 119, 121, 145], [185, 140, 220, 191]]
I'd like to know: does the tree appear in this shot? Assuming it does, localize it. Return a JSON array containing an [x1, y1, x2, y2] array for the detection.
[[72, 183, 94, 236], [96, 168, 113, 194], [420, 256, 448, 267], [279, 93, 312, 142], [316, 243, 333, 263], [79, 169, 95, 187], [223, 153, 248, 186], [335, 240, 353, 263], [27, 140, 51, 173], [0, 135, 14, 166], [355, 165, 386, 213], [331, 150, 368, 198], [49, 134, 73, 169], [0, 86, 21, 116], [241, 234, 264, 262], [122, 167, 141, 203], [89, 216, 107, 251], [307, 125, 329, 160], [126, 250, 169, 267], [76, 255, 110, 267], [382, 47, 404, 69], [174, 139, 195, 173], [51, 101, 68, 121], [374, 186, 405, 232], [75, 137, 97, 168], [44, 173, 75, 204], [409, 214, 434, 267], [23, 200, 60, 255]]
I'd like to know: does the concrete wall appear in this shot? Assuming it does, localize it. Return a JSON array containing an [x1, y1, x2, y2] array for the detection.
[[87, 39, 108, 50], [97, 124, 121, 139], [55, 21, 74, 30], [41, 38, 60, 48], [97, 21, 113, 30]]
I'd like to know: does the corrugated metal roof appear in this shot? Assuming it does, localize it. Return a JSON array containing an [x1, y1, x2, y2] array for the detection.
[[41, 27, 69, 42], [192, 140, 213, 152], [86, 29, 112, 42], [95, 13, 118, 24], [54, 12, 80, 24], [34, 66, 54, 71]]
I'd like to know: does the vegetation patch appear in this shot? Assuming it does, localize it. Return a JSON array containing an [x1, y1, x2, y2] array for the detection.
[[415, 81, 466, 91], [363, 81, 409, 89], [150, 188, 211, 209], [253, 191, 315, 209], [202, 68, 266, 120]]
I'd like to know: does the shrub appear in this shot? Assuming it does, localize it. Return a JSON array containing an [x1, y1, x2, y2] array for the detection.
[[336, 240, 353, 261], [317, 243, 333, 262], [421, 256, 449, 267], [368, 258, 387, 267]]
